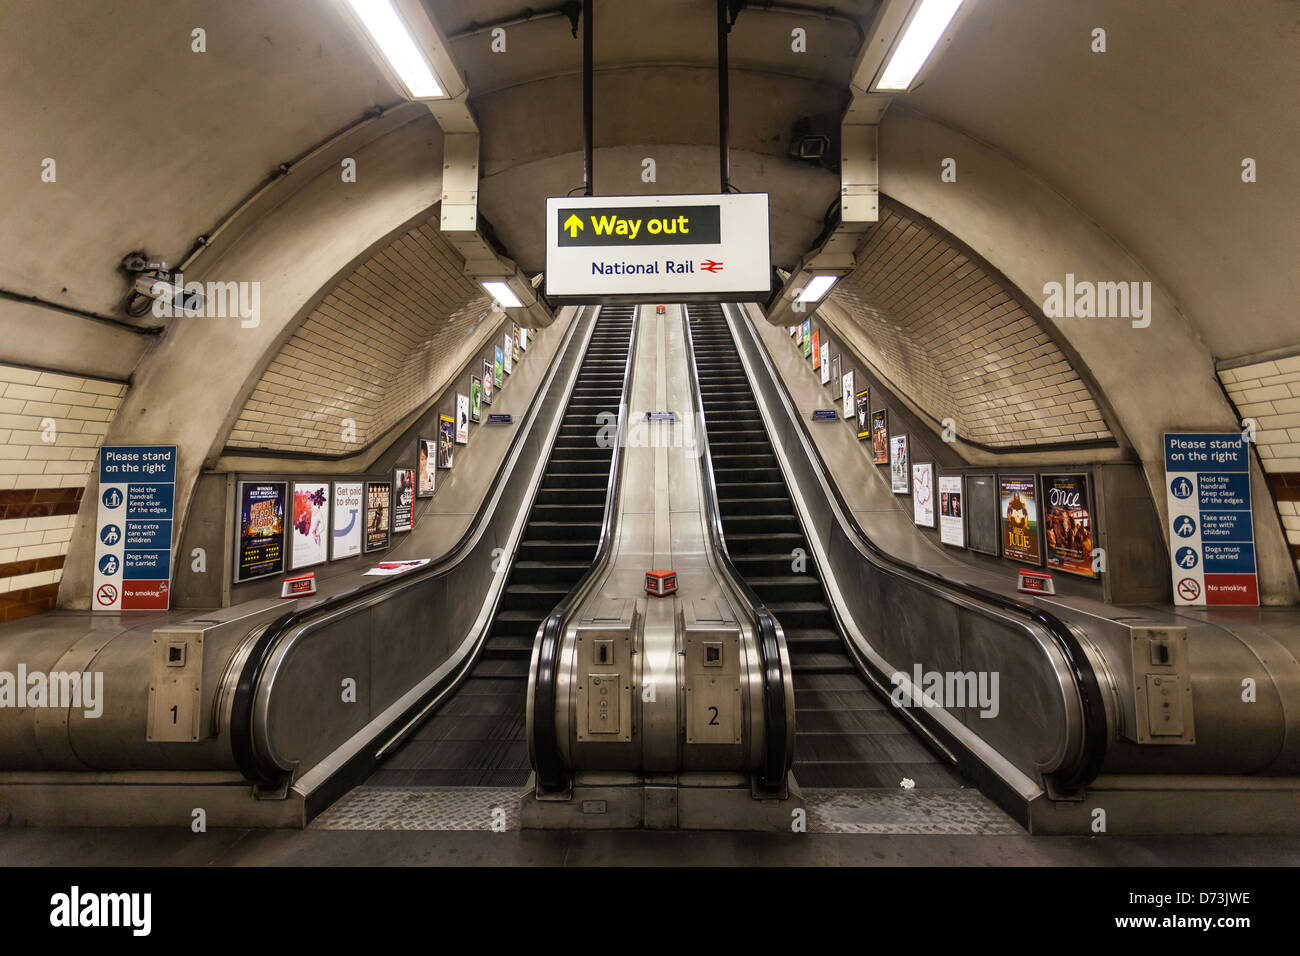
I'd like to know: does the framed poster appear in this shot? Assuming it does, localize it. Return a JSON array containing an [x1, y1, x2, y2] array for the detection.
[[855, 387, 870, 440], [795, 323, 803, 347], [470, 376, 483, 424], [417, 438, 436, 497], [494, 347, 504, 387], [912, 463, 935, 527], [235, 481, 286, 583], [790, 325, 798, 338], [1043, 473, 1096, 577], [503, 332, 513, 375], [365, 481, 390, 553], [290, 481, 330, 570], [482, 359, 494, 404], [520, 327, 529, 351], [455, 392, 470, 444], [820, 341, 830, 384], [438, 414, 455, 469], [889, 435, 909, 494], [331, 480, 364, 560], [841, 369, 854, 419], [871, 409, 889, 464], [393, 468, 415, 533], [811, 330, 820, 369], [830, 354, 840, 392], [512, 324, 521, 363], [938, 474, 965, 548], [802, 320, 812, 357], [999, 474, 1042, 565], [967, 474, 1000, 555]]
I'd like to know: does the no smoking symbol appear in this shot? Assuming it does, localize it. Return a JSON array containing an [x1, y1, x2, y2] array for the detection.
[[96, 583, 117, 606], [1177, 578, 1201, 601]]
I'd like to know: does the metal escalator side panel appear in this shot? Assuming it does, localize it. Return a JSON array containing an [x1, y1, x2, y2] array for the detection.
[[229, 308, 596, 787], [719, 302, 1109, 793]]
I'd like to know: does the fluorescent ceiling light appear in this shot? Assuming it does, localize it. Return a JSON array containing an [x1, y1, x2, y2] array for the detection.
[[483, 281, 523, 308], [795, 275, 838, 303], [874, 0, 963, 92], [346, 0, 444, 99]]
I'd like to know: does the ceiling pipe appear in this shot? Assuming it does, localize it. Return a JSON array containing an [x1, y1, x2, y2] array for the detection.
[[582, 0, 594, 195], [718, 0, 732, 192]]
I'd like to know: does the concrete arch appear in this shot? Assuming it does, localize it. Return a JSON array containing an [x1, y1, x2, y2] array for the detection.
[[874, 107, 1297, 604]]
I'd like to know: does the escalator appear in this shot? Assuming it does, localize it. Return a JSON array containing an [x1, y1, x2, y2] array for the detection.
[[688, 303, 961, 790], [371, 306, 636, 787]]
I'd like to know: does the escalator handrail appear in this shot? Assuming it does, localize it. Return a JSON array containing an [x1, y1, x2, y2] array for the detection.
[[531, 307, 641, 792], [725, 304, 1109, 790], [229, 307, 593, 785], [682, 304, 793, 794]]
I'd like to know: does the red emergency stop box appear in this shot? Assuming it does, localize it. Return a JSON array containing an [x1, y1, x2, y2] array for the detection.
[[645, 569, 677, 597]]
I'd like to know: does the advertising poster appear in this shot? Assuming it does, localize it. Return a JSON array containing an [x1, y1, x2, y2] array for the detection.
[[790, 325, 797, 338], [503, 332, 513, 375], [811, 330, 820, 369], [392, 468, 415, 533], [1043, 473, 1095, 578], [939, 474, 965, 547], [482, 359, 494, 404], [999, 475, 1042, 565], [820, 341, 830, 384], [331, 480, 364, 560], [235, 481, 286, 583], [365, 481, 390, 553], [795, 323, 803, 347], [470, 376, 483, 423], [913, 462, 935, 527], [520, 327, 529, 351], [1164, 434, 1257, 605], [855, 387, 870, 440], [494, 346, 504, 386], [967, 475, 1000, 556], [290, 481, 330, 570], [841, 369, 854, 419], [455, 392, 470, 444], [889, 435, 909, 494], [512, 323, 521, 363], [802, 319, 812, 357], [871, 409, 889, 464], [93, 445, 178, 611], [417, 439, 437, 497], [830, 354, 840, 392], [438, 414, 455, 469]]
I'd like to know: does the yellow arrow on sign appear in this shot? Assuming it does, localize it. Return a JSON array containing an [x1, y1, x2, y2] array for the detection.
[[563, 214, 584, 238]]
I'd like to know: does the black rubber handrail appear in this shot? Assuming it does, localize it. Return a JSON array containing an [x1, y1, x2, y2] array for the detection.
[[531, 307, 641, 793], [229, 308, 592, 785], [726, 304, 1109, 790], [682, 304, 793, 795]]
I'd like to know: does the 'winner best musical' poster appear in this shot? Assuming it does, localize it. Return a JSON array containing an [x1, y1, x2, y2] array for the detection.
[[999, 475, 1042, 565], [1043, 473, 1095, 577], [235, 481, 285, 582]]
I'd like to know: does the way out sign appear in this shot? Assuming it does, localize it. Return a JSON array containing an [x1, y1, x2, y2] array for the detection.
[[1164, 433, 1258, 606], [545, 193, 771, 302]]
